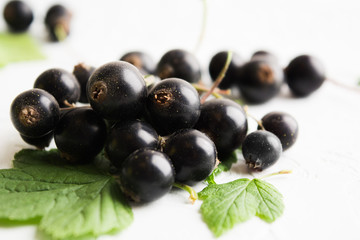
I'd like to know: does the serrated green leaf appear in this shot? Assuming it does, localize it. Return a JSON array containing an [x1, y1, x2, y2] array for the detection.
[[198, 178, 258, 237], [0, 32, 45, 67], [0, 149, 133, 239], [248, 179, 284, 222], [198, 177, 284, 237]]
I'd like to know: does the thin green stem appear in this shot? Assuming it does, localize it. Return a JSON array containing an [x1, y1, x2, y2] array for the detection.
[[193, 84, 225, 99], [200, 51, 233, 104], [259, 170, 292, 180], [194, 0, 208, 53], [243, 105, 265, 130], [173, 182, 198, 204], [54, 24, 67, 41]]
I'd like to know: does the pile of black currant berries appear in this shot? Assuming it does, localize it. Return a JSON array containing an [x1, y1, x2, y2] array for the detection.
[[10, 49, 302, 203]]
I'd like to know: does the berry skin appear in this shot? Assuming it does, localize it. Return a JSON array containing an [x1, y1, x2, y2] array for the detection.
[[105, 120, 159, 168], [242, 130, 282, 171], [44, 4, 72, 41], [73, 63, 96, 103], [34, 68, 81, 107], [163, 129, 217, 185], [259, 111, 299, 151], [87, 61, 147, 122], [156, 49, 201, 83], [120, 51, 156, 75], [10, 88, 60, 138], [3, 0, 33, 32], [195, 98, 248, 157], [119, 149, 175, 203], [146, 78, 200, 136], [236, 60, 284, 104], [208, 51, 244, 89], [285, 55, 326, 97], [54, 107, 107, 163], [251, 50, 278, 64], [20, 131, 53, 149]]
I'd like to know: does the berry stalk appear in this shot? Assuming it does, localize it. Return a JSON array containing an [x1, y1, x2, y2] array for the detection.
[[200, 51, 233, 104], [173, 182, 198, 204]]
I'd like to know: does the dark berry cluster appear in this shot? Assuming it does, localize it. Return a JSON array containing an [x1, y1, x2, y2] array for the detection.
[[10, 48, 304, 203], [209, 50, 326, 102], [3, 0, 71, 41]]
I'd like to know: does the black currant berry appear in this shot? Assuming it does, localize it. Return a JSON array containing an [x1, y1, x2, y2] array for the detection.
[[209, 51, 244, 89], [156, 49, 201, 83], [73, 63, 96, 103], [146, 78, 200, 135], [120, 51, 155, 75], [236, 60, 284, 103], [285, 55, 326, 97], [194, 98, 248, 157], [250, 50, 278, 64], [20, 131, 53, 149], [44, 4, 72, 41], [119, 149, 175, 203], [10, 88, 60, 138], [87, 61, 147, 121], [163, 129, 217, 185], [3, 0, 33, 32], [34, 68, 80, 107], [242, 130, 282, 171], [54, 107, 107, 163], [259, 111, 298, 151], [105, 119, 159, 168]]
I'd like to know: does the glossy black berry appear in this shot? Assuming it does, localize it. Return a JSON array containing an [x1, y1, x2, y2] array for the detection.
[[236, 60, 284, 103], [259, 111, 298, 151], [73, 63, 96, 103], [146, 78, 200, 135], [44, 4, 72, 41], [87, 61, 147, 121], [156, 49, 201, 83], [34, 68, 80, 107], [105, 120, 159, 168], [120, 51, 155, 75], [251, 50, 278, 64], [20, 131, 53, 149], [3, 0, 33, 32], [54, 107, 107, 163], [119, 149, 175, 203], [10, 88, 60, 138], [285, 55, 326, 97], [163, 129, 217, 185], [242, 130, 282, 171], [195, 98, 248, 157], [208, 51, 244, 89]]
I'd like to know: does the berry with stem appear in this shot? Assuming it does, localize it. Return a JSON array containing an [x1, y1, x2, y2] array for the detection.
[[242, 130, 282, 171], [119, 149, 175, 203], [10, 88, 60, 138]]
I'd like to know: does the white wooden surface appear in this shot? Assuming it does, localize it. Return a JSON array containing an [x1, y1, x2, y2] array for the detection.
[[0, 1, 359, 239]]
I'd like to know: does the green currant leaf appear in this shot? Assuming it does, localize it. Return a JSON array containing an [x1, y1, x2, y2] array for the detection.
[[198, 178, 258, 237], [0, 32, 45, 67], [198, 177, 284, 237], [0, 149, 133, 239], [248, 179, 284, 222]]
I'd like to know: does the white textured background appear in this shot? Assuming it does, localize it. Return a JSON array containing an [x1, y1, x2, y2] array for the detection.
[[0, 0, 359, 240]]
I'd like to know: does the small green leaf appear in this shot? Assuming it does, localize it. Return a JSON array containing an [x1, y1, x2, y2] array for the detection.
[[0, 149, 133, 239], [198, 179, 258, 237], [0, 32, 45, 67], [198, 177, 284, 237], [248, 179, 284, 222]]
